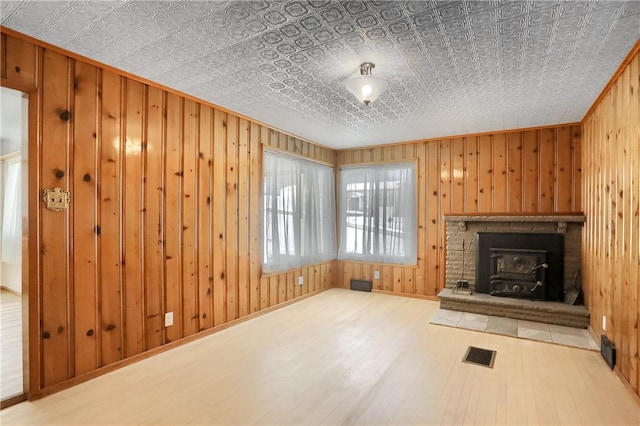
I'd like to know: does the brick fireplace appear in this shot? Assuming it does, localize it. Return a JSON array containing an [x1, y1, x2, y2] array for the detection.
[[444, 213, 585, 295], [440, 213, 588, 327]]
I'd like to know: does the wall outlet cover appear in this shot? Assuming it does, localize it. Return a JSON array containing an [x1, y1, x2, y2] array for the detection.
[[602, 315, 607, 331], [165, 312, 174, 327], [297, 276, 303, 285], [374, 270, 380, 279]]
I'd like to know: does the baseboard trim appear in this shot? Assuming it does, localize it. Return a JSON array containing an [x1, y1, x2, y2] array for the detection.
[[0, 285, 21, 297], [0, 393, 27, 410]]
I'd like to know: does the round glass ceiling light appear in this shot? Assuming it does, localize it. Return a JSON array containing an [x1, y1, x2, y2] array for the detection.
[[345, 62, 388, 106]]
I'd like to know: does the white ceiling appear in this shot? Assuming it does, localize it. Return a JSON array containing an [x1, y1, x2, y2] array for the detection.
[[1, 1, 639, 149]]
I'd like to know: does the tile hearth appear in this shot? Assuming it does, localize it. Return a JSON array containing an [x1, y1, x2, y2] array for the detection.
[[431, 309, 599, 351], [438, 288, 590, 328]]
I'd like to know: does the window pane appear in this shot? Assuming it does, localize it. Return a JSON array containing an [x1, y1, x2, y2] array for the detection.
[[338, 163, 416, 265], [263, 151, 336, 273]]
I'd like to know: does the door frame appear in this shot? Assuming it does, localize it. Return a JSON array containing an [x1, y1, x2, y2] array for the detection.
[[0, 80, 39, 406]]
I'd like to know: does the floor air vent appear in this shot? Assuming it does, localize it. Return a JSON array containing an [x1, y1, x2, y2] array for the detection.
[[463, 346, 496, 368], [350, 279, 372, 292]]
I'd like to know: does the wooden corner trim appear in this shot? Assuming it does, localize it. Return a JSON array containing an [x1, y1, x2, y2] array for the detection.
[[582, 38, 640, 122]]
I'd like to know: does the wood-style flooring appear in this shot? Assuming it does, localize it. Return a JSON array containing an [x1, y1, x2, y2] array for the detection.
[[1, 288, 639, 425], [0, 289, 23, 401]]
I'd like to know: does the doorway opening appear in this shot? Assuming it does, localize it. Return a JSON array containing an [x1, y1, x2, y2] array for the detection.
[[0, 86, 28, 406]]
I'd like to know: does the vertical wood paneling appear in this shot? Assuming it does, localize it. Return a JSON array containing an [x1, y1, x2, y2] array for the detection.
[[522, 130, 539, 212], [164, 93, 182, 342], [492, 134, 508, 211], [416, 143, 427, 295], [72, 61, 98, 375], [464, 137, 479, 212], [3, 31, 336, 397], [225, 115, 238, 321], [181, 99, 198, 337], [269, 275, 278, 307], [237, 119, 250, 317], [123, 80, 144, 358], [538, 128, 556, 212], [40, 49, 72, 387], [99, 70, 123, 366], [477, 135, 493, 212], [556, 126, 573, 212], [451, 138, 465, 213], [197, 106, 213, 331], [628, 55, 639, 393], [144, 87, 164, 349], [287, 270, 295, 300], [582, 47, 640, 398], [336, 124, 582, 297], [249, 123, 261, 314], [572, 128, 582, 211], [212, 110, 226, 326], [426, 141, 440, 295], [439, 140, 452, 290], [507, 132, 523, 211]]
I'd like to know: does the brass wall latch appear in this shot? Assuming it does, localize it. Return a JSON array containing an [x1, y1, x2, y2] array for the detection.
[[42, 188, 71, 211]]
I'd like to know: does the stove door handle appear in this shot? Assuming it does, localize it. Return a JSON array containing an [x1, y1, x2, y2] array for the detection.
[[530, 263, 548, 271], [531, 281, 543, 292]]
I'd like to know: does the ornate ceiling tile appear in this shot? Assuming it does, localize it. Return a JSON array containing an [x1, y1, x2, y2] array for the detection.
[[1, 1, 638, 148]]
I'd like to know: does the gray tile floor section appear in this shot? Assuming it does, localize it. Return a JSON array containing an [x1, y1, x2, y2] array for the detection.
[[430, 309, 599, 351]]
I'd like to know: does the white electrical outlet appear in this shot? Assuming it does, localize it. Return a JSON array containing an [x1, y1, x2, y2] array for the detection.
[[374, 270, 380, 279], [298, 276, 304, 285], [602, 315, 607, 331], [165, 312, 174, 327]]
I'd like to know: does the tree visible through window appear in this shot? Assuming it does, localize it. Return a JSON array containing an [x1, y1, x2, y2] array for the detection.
[[338, 163, 417, 264]]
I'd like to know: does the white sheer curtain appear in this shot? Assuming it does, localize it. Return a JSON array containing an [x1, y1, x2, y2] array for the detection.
[[263, 151, 336, 273], [338, 162, 416, 265], [2, 157, 21, 264]]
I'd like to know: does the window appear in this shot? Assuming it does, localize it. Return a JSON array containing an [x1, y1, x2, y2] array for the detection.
[[263, 151, 336, 273], [338, 162, 417, 264]]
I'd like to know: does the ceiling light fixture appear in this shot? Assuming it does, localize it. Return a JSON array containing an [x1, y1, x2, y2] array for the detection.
[[345, 62, 387, 106]]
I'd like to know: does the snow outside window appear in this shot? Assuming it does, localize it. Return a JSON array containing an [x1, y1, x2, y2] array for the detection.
[[263, 151, 336, 273], [338, 162, 416, 265]]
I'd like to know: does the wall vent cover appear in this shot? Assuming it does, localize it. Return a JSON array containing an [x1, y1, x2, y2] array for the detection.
[[350, 279, 372, 292], [463, 346, 496, 368], [601, 335, 616, 370]]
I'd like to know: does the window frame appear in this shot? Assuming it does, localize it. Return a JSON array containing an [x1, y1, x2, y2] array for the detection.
[[337, 160, 418, 266]]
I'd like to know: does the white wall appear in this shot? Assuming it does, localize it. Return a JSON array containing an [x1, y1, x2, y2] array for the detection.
[[1, 89, 23, 155], [0, 87, 25, 294]]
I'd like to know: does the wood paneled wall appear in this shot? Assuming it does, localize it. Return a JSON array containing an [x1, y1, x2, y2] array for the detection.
[[582, 45, 639, 397], [334, 125, 582, 297], [0, 31, 335, 396]]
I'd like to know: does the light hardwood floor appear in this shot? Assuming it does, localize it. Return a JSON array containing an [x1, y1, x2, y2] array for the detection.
[[1, 288, 638, 425], [0, 289, 23, 401]]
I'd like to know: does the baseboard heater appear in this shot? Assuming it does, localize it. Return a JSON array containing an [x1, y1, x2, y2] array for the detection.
[[601, 335, 616, 370], [350, 279, 372, 292]]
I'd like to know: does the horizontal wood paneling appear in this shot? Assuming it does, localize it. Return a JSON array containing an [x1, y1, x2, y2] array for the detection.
[[582, 46, 640, 398], [335, 126, 583, 296], [1, 31, 335, 397]]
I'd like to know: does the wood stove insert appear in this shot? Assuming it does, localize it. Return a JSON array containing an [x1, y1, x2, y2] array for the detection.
[[489, 248, 547, 300], [475, 232, 564, 301]]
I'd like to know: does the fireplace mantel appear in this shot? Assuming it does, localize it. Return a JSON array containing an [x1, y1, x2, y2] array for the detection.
[[444, 213, 585, 233]]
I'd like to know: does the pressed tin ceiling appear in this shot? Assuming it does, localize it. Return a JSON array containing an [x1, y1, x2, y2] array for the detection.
[[1, 1, 639, 149]]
